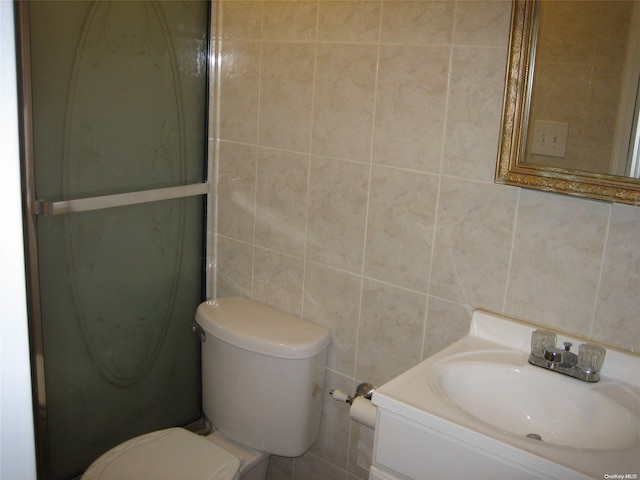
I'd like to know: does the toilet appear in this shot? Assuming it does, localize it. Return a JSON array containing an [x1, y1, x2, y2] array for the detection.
[[81, 296, 331, 480]]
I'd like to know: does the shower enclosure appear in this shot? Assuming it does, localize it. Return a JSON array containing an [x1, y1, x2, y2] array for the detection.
[[17, 1, 212, 477]]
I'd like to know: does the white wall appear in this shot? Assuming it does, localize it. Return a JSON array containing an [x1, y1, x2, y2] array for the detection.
[[0, 1, 37, 478]]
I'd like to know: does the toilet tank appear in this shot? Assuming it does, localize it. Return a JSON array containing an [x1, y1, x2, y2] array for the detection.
[[195, 297, 330, 457]]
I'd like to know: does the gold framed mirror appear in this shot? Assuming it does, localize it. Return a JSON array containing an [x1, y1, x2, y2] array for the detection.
[[496, 0, 640, 205]]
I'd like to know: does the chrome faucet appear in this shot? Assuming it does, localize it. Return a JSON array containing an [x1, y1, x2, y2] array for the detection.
[[528, 329, 605, 382], [543, 341, 577, 365]]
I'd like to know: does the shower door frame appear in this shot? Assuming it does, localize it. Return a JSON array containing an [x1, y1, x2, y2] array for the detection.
[[15, 1, 219, 476]]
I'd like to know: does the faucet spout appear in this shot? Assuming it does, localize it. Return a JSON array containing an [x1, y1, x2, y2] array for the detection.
[[543, 342, 577, 366]]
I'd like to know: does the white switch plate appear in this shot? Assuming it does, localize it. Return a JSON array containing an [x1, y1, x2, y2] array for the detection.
[[530, 120, 569, 157]]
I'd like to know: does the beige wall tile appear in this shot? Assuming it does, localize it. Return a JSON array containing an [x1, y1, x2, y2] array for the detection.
[[356, 279, 427, 386], [423, 297, 472, 359], [266, 455, 294, 480], [443, 46, 507, 181], [252, 247, 304, 316], [576, 148, 614, 177], [593, 204, 640, 352], [507, 190, 610, 333], [308, 369, 352, 469], [380, 1, 454, 45], [259, 42, 315, 151], [307, 157, 369, 273], [454, 0, 511, 47], [220, 1, 263, 39], [528, 62, 590, 125], [219, 41, 261, 143], [262, 1, 317, 41], [312, 44, 378, 162], [217, 141, 257, 242], [537, 1, 597, 64], [215, 236, 254, 299], [294, 453, 347, 480], [364, 166, 438, 292], [373, 45, 449, 172], [255, 148, 309, 256], [214, 2, 640, 478], [318, 1, 381, 43], [348, 422, 374, 479], [430, 178, 517, 311], [303, 263, 361, 376], [583, 66, 622, 152], [593, 1, 633, 65]]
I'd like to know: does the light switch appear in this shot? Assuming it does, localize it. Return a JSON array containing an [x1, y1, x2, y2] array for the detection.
[[530, 120, 569, 158]]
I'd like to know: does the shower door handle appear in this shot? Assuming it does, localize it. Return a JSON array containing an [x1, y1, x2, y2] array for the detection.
[[35, 183, 209, 216]]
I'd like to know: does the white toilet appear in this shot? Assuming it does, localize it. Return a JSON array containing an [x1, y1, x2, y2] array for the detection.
[[82, 296, 331, 480]]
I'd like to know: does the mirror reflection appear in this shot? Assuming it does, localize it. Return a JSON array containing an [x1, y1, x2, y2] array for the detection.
[[496, 0, 640, 205], [525, 0, 640, 178]]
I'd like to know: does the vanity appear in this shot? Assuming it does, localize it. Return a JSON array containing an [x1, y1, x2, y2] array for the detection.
[[369, 310, 640, 480]]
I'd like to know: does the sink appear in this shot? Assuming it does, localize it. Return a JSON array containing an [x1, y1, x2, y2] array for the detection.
[[429, 350, 639, 450], [371, 310, 640, 480]]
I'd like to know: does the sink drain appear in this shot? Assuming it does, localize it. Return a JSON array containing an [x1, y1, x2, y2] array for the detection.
[[526, 433, 542, 441]]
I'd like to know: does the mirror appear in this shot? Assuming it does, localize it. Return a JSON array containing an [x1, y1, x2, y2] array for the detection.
[[496, 0, 640, 205]]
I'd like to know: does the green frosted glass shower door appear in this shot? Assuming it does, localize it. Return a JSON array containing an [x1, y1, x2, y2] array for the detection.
[[25, 1, 210, 478]]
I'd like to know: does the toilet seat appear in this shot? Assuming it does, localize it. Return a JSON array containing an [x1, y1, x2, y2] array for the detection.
[[82, 428, 241, 480]]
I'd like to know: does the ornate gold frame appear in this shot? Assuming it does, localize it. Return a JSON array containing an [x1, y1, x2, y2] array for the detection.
[[495, 0, 640, 206]]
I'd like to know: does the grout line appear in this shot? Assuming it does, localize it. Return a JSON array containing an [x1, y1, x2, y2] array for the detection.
[[348, 7, 385, 467], [352, 0, 384, 382], [222, 35, 505, 51], [418, 1, 457, 359], [420, 172, 441, 360], [590, 203, 613, 339], [300, 152, 312, 319], [249, 2, 266, 301], [502, 186, 521, 313], [300, 0, 322, 319], [219, 145, 512, 182]]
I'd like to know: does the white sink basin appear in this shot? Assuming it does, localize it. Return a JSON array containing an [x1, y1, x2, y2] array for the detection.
[[372, 310, 640, 480], [429, 350, 639, 450]]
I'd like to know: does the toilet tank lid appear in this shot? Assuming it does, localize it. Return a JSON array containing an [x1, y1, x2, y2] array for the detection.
[[195, 297, 330, 360]]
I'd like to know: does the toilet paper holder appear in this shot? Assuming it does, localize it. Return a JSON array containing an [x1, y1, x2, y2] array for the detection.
[[329, 382, 375, 405], [330, 382, 378, 429]]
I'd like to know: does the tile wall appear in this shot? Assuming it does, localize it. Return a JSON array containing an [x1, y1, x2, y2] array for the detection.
[[211, 1, 640, 479]]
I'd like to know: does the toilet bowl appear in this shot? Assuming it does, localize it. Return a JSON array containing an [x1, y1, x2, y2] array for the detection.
[[81, 297, 330, 480], [206, 430, 270, 480], [81, 428, 241, 480], [82, 428, 270, 480]]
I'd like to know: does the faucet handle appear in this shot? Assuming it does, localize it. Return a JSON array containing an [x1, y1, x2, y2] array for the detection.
[[577, 343, 606, 373], [531, 329, 557, 356]]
